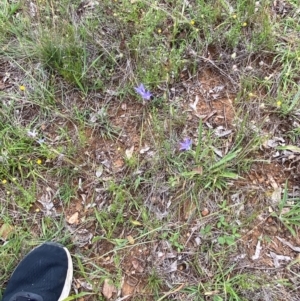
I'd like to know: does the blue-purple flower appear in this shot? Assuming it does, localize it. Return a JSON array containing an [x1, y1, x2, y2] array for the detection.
[[179, 138, 192, 151], [134, 83, 152, 100]]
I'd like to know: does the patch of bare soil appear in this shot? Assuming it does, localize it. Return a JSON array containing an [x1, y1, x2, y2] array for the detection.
[[231, 162, 300, 299], [119, 246, 151, 298], [24, 64, 299, 300], [240, 217, 300, 265], [172, 68, 300, 298], [182, 68, 236, 129], [245, 161, 293, 186]]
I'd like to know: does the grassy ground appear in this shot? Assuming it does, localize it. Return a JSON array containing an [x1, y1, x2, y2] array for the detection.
[[0, 0, 300, 300]]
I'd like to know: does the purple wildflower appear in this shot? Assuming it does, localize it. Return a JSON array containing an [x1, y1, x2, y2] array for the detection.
[[179, 138, 192, 151], [134, 83, 152, 100]]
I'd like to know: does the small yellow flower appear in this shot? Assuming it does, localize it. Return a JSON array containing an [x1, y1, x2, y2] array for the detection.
[[36, 159, 42, 165], [35, 208, 40, 212], [232, 14, 237, 19], [157, 28, 162, 33], [19, 85, 26, 91], [7, 191, 10, 195], [2, 179, 7, 184], [248, 92, 254, 97], [276, 100, 282, 107], [242, 22, 247, 27], [12, 177, 17, 181], [190, 20, 195, 26]]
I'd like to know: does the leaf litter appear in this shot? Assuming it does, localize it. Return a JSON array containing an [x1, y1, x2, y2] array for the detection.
[[6, 62, 300, 300], [102, 279, 117, 300], [2, 2, 300, 299]]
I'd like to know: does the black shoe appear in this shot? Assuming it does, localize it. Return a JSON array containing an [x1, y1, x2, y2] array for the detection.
[[2, 242, 73, 301]]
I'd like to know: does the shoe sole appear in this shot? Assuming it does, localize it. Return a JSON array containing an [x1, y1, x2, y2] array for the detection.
[[33, 241, 73, 301], [2, 242, 73, 301], [59, 246, 73, 301], [44, 242, 73, 301]]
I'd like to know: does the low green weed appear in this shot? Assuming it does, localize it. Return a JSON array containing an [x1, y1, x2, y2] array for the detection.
[[1, 0, 300, 300], [216, 200, 241, 246], [272, 181, 300, 236], [146, 270, 163, 298]]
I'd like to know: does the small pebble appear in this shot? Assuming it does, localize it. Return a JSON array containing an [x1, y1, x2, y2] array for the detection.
[[201, 208, 210, 216]]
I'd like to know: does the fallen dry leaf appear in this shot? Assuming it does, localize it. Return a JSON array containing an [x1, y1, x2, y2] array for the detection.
[[127, 235, 135, 245], [192, 166, 203, 175], [0, 82, 7, 90], [125, 146, 134, 159], [281, 207, 290, 215], [214, 127, 232, 137], [102, 279, 117, 300], [121, 279, 135, 297], [95, 165, 103, 177], [130, 220, 142, 226], [68, 212, 79, 224], [140, 145, 150, 154], [270, 251, 291, 268], [165, 260, 177, 273], [132, 259, 144, 273], [277, 236, 300, 252], [252, 236, 262, 260], [0, 223, 14, 240], [189, 94, 199, 113], [269, 176, 281, 205], [37, 193, 55, 216], [29, 1, 37, 17], [211, 146, 223, 157], [75, 279, 93, 290], [114, 158, 124, 168]]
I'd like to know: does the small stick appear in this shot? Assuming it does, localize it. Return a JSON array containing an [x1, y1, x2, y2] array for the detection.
[[156, 283, 185, 301]]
